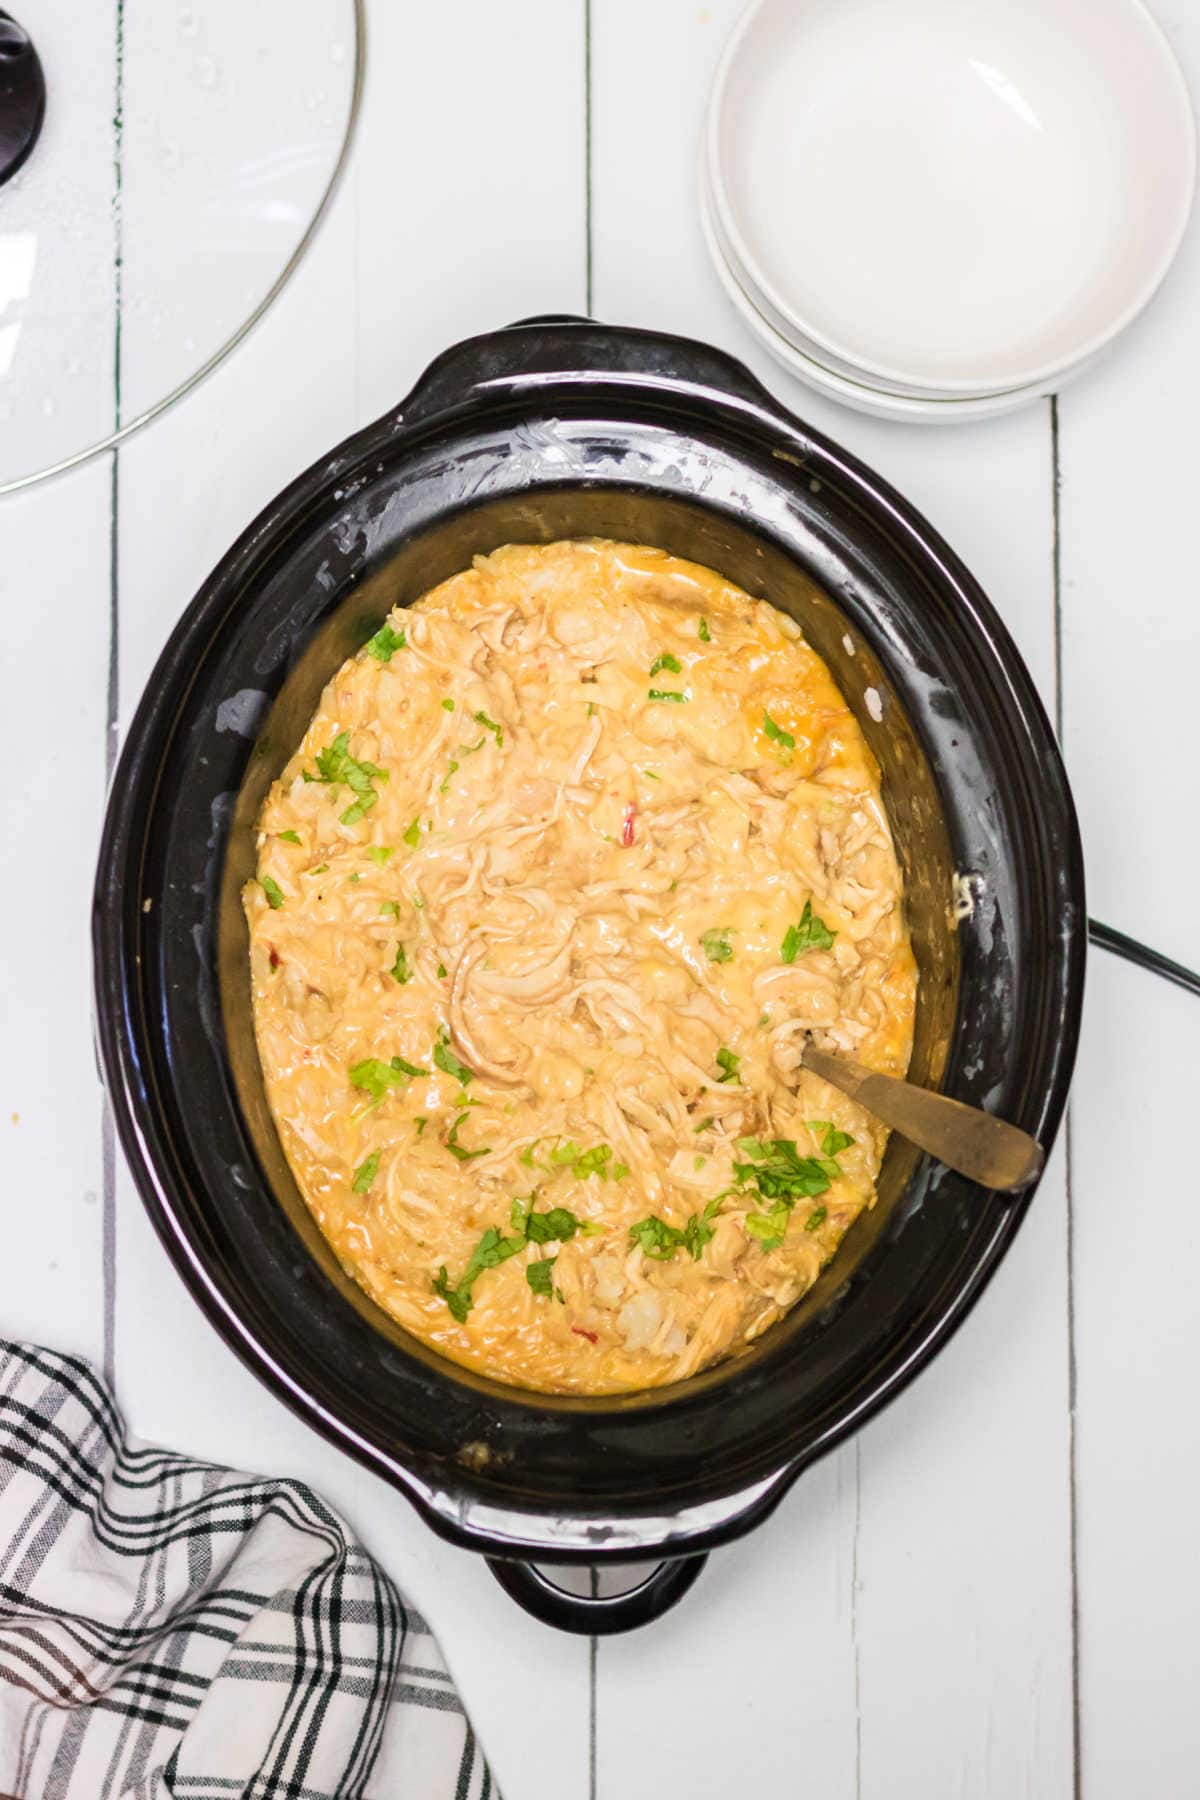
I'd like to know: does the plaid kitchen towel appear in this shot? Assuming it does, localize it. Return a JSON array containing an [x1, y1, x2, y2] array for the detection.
[[0, 1342, 495, 1799]]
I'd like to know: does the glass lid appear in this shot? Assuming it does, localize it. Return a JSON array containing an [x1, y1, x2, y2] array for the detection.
[[0, 0, 361, 493]]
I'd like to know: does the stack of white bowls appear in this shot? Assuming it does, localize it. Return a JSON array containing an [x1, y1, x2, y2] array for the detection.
[[702, 0, 1195, 423]]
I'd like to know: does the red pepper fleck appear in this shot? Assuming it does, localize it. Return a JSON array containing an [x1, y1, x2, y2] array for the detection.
[[620, 805, 636, 847], [268, 945, 280, 970], [571, 1325, 599, 1344]]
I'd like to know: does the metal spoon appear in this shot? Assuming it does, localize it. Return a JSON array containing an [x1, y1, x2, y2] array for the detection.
[[800, 1043, 1044, 1192]]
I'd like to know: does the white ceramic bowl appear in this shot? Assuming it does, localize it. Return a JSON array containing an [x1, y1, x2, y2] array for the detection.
[[706, 0, 1196, 398], [699, 175, 1058, 422]]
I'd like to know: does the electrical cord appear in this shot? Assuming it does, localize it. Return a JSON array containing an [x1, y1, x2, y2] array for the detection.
[[1088, 919, 1200, 1000]]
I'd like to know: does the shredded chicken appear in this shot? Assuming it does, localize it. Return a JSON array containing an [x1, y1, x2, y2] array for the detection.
[[244, 539, 916, 1394]]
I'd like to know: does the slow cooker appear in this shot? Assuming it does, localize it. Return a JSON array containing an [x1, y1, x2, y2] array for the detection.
[[93, 317, 1084, 1632]]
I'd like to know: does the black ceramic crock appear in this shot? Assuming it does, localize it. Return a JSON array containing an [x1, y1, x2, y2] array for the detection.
[[93, 318, 1085, 1634]]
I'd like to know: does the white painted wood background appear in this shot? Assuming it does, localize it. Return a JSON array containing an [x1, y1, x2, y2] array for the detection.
[[2, 2, 1198, 1795]]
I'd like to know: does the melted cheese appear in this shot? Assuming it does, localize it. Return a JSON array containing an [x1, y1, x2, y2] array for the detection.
[[245, 540, 916, 1394]]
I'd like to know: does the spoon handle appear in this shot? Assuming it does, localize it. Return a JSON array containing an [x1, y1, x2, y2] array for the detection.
[[800, 1045, 1044, 1192]]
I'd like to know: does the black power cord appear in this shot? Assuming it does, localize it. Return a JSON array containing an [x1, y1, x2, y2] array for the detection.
[[1088, 919, 1200, 1000]]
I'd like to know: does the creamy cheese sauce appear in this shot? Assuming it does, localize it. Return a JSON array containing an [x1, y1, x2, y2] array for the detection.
[[245, 540, 916, 1394]]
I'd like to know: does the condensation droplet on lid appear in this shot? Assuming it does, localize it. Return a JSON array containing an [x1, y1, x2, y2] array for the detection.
[[864, 686, 883, 722]]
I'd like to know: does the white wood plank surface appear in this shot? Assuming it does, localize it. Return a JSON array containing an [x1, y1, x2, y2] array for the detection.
[[1056, 12, 1200, 1792], [1, 1, 1197, 1796]]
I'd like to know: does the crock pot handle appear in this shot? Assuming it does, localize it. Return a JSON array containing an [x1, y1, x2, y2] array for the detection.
[[396, 315, 775, 430], [485, 1553, 708, 1635]]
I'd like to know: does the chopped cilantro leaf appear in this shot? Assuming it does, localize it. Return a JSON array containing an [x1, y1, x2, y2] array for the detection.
[[763, 712, 795, 751], [745, 1203, 791, 1250], [629, 1216, 684, 1260], [312, 863, 329, 875], [631, 1198, 723, 1263], [715, 1046, 740, 1084], [414, 1115, 427, 1137], [366, 845, 393, 865], [352, 1151, 380, 1194], [698, 617, 711, 643], [307, 730, 388, 829], [446, 1112, 490, 1162], [391, 1055, 427, 1078], [694, 1116, 714, 1134], [433, 1031, 474, 1086], [437, 962, 448, 978], [526, 1258, 557, 1298], [432, 1224, 525, 1321], [365, 622, 406, 661], [808, 1120, 854, 1158], [805, 1205, 828, 1232], [390, 942, 411, 985], [277, 830, 301, 845], [650, 652, 682, 676], [402, 818, 421, 848], [260, 876, 284, 910], [733, 1137, 833, 1203], [441, 697, 455, 711], [379, 900, 400, 917], [781, 899, 836, 961], [348, 1058, 411, 1107], [648, 688, 688, 703], [439, 758, 460, 793], [474, 710, 504, 745], [700, 927, 734, 965]]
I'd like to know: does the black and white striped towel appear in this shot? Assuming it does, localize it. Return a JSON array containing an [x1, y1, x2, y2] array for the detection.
[[0, 1342, 495, 1799]]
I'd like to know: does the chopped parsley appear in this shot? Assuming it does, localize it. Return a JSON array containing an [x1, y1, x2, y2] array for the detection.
[[441, 697, 455, 711], [781, 899, 836, 961], [700, 927, 734, 964], [365, 622, 406, 662], [366, 845, 393, 865], [446, 1111, 490, 1162], [698, 617, 711, 643], [474, 710, 504, 745], [510, 1197, 596, 1242], [277, 830, 301, 845], [304, 730, 388, 827], [402, 817, 421, 848], [629, 1198, 722, 1263], [379, 900, 400, 917], [648, 688, 688, 703], [715, 1046, 740, 1084], [260, 875, 284, 910], [763, 711, 795, 751], [433, 1031, 474, 1086], [352, 1150, 380, 1194], [390, 942, 411, 985], [649, 652, 682, 677], [526, 1258, 557, 1298], [436, 962, 448, 978]]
